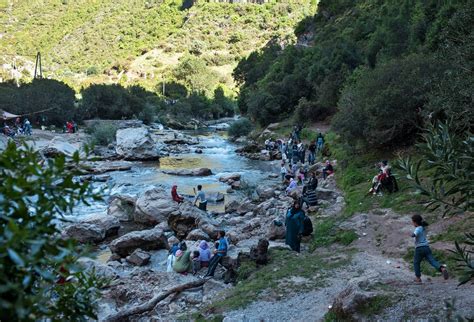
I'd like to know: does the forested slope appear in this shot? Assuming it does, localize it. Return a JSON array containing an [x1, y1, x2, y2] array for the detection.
[[0, 0, 315, 90], [235, 0, 473, 148]]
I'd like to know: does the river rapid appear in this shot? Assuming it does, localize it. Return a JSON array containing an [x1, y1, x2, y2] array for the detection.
[[74, 129, 279, 217]]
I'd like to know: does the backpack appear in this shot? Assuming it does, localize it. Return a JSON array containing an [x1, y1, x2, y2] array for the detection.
[[302, 215, 313, 236]]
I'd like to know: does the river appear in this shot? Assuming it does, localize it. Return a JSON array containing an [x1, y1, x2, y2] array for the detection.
[[74, 129, 279, 217]]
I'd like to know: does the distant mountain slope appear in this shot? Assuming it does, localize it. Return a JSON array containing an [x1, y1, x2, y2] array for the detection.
[[0, 0, 316, 89]]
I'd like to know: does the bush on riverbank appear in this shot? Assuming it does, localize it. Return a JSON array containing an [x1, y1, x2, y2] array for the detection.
[[228, 118, 253, 138], [0, 142, 107, 320], [87, 122, 118, 146]]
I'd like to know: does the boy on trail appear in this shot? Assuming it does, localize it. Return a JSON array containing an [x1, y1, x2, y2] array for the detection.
[[204, 230, 228, 278], [411, 214, 448, 284], [316, 133, 324, 152], [193, 185, 207, 211]]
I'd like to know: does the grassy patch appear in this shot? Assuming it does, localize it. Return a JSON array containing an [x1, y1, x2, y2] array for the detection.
[[310, 218, 358, 250], [203, 249, 351, 314], [325, 132, 429, 216], [359, 295, 393, 316]]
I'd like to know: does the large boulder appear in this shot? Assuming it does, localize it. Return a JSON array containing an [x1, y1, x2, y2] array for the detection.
[[81, 212, 121, 237], [109, 227, 168, 257], [126, 249, 151, 266], [162, 168, 212, 176], [316, 188, 338, 201], [219, 173, 241, 183], [134, 188, 180, 225], [115, 127, 161, 161], [186, 228, 210, 241], [207, 192, 225, 203], [256, 186, 275, 200], [41, 136, 80, 158], [168, 204, 211, 239], [63, 223, 105, 244], [77, 258, 118, 279], [266, 219, 286, 240], [108, 195, 136, 222]]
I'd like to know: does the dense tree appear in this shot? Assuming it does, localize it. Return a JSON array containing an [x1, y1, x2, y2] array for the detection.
[[0, 79, 76, 126]]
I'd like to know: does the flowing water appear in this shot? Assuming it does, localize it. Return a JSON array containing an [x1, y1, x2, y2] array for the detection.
[[74, 129, 279, 217]]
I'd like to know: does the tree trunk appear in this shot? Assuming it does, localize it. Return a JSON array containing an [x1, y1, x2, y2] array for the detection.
[[103, 278, 207, 322]]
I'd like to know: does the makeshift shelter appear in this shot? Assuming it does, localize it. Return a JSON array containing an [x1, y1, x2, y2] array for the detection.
[[0, 109, 20, 120]]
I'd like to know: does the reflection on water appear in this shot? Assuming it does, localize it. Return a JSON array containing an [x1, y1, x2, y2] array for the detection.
[[74, 130, 278, 217]]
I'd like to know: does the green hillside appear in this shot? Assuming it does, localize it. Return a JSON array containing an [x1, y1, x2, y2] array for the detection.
[[0, 0, 316, 90]]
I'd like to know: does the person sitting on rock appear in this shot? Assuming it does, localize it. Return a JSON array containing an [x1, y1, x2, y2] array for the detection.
[[204, 230, 228, 278], [285, 199, 305, 252], [192, 250, 201, 275], [171, 185, 184, 203], [303, 172, 318, 195], [199, 240, 211, 268], [172, 249, 192, 274], [193, 185, 207, 211], [322, 160, 334, 179], [285, 178, 298, 195]]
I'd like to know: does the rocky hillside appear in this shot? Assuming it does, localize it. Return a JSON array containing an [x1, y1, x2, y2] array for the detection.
[[0, 0, 315, 90]]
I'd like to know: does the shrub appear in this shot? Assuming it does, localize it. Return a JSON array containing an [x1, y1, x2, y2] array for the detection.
[[228, 118, 253, 138], [0, 142, 107, 320], [88, 122, 118, 146]]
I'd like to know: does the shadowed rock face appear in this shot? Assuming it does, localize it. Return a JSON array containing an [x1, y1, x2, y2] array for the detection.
[[162, 167, 212, 176], [109, 227, 168, 257]]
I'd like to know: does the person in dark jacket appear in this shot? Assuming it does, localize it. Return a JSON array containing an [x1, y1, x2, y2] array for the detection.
[[285, 199, 305, 252]]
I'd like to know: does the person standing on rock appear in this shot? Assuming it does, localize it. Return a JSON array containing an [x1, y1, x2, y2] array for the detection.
[[285, 199, 305, 252], [204, 230, 228, 278], [411, 214, 448, 283], [193, 185, 207, 211]]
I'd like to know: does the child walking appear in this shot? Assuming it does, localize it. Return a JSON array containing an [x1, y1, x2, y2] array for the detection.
[[411, 214, 448, 283]]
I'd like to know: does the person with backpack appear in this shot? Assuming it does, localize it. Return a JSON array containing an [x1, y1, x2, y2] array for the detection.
[[411, 214, 448, 284], [285, 199, 305, 252]]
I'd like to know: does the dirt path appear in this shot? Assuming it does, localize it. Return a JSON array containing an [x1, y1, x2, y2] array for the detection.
[[222, 192, 474, 321]]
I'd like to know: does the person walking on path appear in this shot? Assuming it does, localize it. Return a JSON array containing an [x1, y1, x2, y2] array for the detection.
[[411, 214, 448, 283], [285, 199, 305, 252], [204, 230, 228, 278], [316, 133, 324, 153]]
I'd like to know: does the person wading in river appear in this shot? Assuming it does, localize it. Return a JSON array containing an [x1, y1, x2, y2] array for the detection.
[[193, 185, 207, 211]]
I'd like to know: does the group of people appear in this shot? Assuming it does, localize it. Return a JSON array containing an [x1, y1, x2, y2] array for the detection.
[[167, 231, 228, 278], [2, 117, 32, 137], [171, 184, 208, 211], [64, 121, 78, 134], [369, 160, 399, 195]]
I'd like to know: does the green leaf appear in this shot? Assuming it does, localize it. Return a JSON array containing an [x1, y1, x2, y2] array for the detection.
[[8, 248, 25, 267]]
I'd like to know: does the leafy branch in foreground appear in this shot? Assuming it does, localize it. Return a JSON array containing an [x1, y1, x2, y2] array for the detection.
[[398, 121, 473, 216], [0, 142, 107, 321], [449, 233, 474, 286]]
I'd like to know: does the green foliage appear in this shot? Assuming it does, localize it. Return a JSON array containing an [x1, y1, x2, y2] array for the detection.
[[81, 84, 159, 120], [449, 233, 474, 286], [236, 0, 473, 146], [87, 121, 118, 146], [0, 142, 106, 321], [173, 56, 219, 95], [0, 1, 315, 90], [0, 79, 76, 126], [228, 118, 253, 138], [333, 55, 443, 148], [398, 121, 473, 216]]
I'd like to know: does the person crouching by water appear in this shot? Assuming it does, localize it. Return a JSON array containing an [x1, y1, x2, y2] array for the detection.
[[411, 214, 448, 284], [285, 199, 305, 252], [204, 230, 228, 278], [171, 185, 184, 203], [193, 184, 207, 211]]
